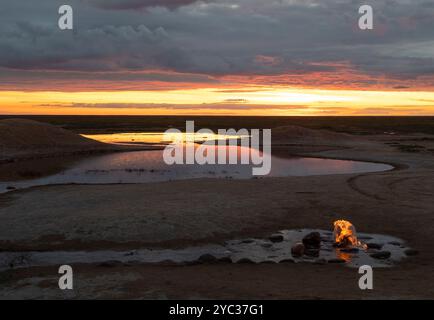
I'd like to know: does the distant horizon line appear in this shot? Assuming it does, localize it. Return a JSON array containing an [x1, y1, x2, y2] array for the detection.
[[1, 114, 434, 118]]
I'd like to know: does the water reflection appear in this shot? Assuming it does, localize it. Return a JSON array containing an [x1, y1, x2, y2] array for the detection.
[[82, 132, 248, 145], [0, 133, 393, 193], [335, 249, 352, 262]]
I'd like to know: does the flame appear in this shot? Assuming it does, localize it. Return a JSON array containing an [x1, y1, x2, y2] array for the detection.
[[333, 220, 365, 248]]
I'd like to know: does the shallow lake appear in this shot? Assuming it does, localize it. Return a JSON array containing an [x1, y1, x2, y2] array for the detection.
[[0, 132, 393, 193]]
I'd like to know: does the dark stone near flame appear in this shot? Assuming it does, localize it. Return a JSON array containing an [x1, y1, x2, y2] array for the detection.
[[269, 234, 284, 243], [370, 251, 391, 259], [304, 249, 320, 257], [291, 242, 305, 257], [302, 232, 321, 248]]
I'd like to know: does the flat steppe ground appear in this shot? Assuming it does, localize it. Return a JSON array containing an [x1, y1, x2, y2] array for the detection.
[[0, 119, 434, 299]]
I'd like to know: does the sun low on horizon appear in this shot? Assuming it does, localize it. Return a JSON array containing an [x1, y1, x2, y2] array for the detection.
[[2, 87, 434, 116], [0, 0, 433, 116]]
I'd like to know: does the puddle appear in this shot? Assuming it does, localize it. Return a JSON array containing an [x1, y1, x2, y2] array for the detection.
[[81, 132, 249, 145], [0, 229, 413, 271], [0, 146, 393, 194], [0, 132, 393, 193]]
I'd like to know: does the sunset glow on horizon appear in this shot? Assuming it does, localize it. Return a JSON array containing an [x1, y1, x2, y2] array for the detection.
[[1, 86, 434, 116]]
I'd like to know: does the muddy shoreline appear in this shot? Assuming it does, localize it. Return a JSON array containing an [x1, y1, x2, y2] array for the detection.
[[0, 130, 434, 299]]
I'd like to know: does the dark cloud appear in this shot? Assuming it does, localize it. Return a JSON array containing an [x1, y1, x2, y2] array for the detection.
[[0, 68, 218, 91], [0, 22, 177, 72], [0, 0, 433, 88]]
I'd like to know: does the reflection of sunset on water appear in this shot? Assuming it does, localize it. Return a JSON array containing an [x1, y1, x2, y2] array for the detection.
[[82, 132, 248, 145]]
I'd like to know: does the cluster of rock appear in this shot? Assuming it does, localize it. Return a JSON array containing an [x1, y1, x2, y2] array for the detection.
[[290, 232, 321, 258], [172, 231, 419, 266]]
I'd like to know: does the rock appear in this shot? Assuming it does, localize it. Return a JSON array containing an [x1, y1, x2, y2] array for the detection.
[[366, 243, 383, 250], [404, 249, 419, 256], [327, 258, 346, 264], [269, 234, 284, 243], [6, 186, 16, 190], [241, 239, 255, 244], [291, 242, 305, 257], [370, 251, 391, 259], [304, 249, 320, 257], [236, 258, 256, 264], [198, 254, 218, 264], [261, 243, 273, 248], [302, 232, 321, 248]]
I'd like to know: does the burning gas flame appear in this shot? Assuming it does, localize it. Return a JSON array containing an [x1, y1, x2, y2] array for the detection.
[[333, 220, 366, 248]]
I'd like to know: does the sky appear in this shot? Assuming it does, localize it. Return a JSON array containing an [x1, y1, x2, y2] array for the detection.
[[0, 0, 434, 116]]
